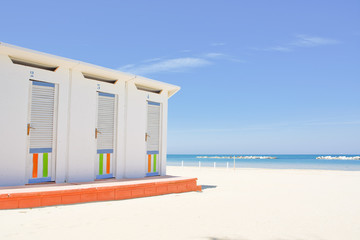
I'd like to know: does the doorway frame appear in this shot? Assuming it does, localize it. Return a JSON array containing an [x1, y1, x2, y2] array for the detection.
[[94, 91, 118, 180], [26, 79, 59, 184], [145, 100, 162, 177]]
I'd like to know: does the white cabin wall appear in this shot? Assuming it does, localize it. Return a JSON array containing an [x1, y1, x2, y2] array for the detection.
[[125, 81, 147, 178], [125, 81, 169, 178], [67, 70, 125, 182], [160, 91, 168, 176], [51, 67, 70, 184], [114, 81, 126, 179], [0, 45, 176, 187], [67, 71, 97, 182], [0, 54, 70, 186], [0, 55, 28, 186]]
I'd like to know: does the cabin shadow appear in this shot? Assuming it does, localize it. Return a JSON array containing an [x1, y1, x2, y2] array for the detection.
[[201, 185, 217, 190], [206, 237, 247, 240]]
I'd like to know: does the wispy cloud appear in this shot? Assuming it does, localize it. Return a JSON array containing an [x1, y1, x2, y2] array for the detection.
[[203, 52, 245, 62], [118, 50, 244, 75], [292, 35, 339, 47], [252, 46, 292, 52], [119, 64, 135, 70], [203, 52, 227, 58], [118, 57, 211, 75], [210, 42, 226, 46], [254, 34, 339, 52]]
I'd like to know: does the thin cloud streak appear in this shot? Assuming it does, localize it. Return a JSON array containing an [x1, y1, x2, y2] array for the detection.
[[252, 46, 292, 52], [292, 35, 339, 47], [119, 57, 211, 75], [203, 52, 245, 62], [204, 52, 227, 58], [119, 51, 243, 75], [254, 34, 339, 52]]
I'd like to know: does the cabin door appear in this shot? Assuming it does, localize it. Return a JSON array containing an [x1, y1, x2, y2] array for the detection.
[[145, 101, 161, 177], [27, 80, 57, 184], [95, 92, 116, 179]]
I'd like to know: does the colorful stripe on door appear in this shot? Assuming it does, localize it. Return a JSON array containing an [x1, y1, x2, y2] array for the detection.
[[29, 152, 52, 184], [146, 153, 159, 176], [96, 153, 113, 179]]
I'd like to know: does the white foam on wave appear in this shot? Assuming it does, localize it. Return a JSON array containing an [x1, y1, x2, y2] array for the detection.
[[316, 156, 360, 160], [196, 156, 277, 159]]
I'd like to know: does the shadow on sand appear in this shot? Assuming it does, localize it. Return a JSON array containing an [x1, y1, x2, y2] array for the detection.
[[201, 185, 217, 190], [206, 237, 247, 240]]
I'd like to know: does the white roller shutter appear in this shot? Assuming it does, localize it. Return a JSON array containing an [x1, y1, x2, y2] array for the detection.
[[29, 81, 56, 153], [97, 92, 115, 153], [147, 102, 160, 153]]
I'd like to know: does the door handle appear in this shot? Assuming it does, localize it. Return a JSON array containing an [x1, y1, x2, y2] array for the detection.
[[95, 128, 102, 139], [27, 123, 35, 135], [145, 133, 150, 141]]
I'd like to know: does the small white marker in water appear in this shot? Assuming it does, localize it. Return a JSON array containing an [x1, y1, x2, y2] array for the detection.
[[181, 161, 184, 167], [227, 162, 229, 168], [214, 162, 216, 168]]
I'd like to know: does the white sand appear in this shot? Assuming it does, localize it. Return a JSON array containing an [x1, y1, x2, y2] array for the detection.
[[1, 166, 360, 240]]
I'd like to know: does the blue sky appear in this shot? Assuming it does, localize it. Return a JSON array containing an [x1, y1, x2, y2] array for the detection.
[[1, 0, 359, 154]]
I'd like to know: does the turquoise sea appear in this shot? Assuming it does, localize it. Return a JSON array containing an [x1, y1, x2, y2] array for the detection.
[[167, 154, 360, 171]]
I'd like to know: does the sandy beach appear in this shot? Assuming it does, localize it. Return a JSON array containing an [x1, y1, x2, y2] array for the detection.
[[1, 166, 360, 240]]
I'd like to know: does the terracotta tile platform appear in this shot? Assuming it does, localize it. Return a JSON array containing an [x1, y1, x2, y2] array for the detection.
[[0, 176, 201, 210]]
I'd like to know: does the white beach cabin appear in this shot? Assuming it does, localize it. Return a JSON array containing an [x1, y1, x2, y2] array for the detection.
[[0, 42, 180, 187]]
